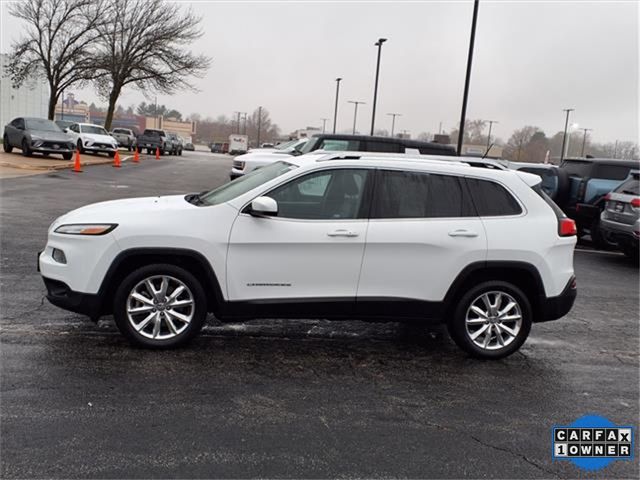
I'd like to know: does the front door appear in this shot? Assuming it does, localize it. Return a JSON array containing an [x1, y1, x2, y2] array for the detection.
[[226, 168, 372, 317]]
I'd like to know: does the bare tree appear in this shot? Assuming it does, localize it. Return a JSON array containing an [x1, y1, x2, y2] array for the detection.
[[94, 0, 211, 130], [6, 0, 105, 119]]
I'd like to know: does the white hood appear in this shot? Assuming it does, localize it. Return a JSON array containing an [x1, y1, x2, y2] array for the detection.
[[83, 132, 117, 145]]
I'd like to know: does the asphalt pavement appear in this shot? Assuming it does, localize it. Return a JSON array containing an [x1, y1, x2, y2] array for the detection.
[[1, 151, 638, 479]]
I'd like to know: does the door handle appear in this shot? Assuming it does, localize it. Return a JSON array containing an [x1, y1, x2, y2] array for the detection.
[[448, 229, 478, 238], [327, 229, 359, 237]]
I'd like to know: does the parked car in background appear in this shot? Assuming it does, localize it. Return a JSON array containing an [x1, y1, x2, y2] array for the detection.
[[210, 142, 229, 153], [137, 129, 171, 155], [260, 142, 275, 148], [110, 128, 136, 151], [183, 139, 195, 151], [505, 161, 569, 205], [229, 134, 249, 155], [3, 117, 75, 160], [166, 133, 183, 156], [230, 134, 456, 180], [600, 170, 640, 261], [39, 153, 576, 358], [560, 158, 640, 247], [65, 123, 118, 157]]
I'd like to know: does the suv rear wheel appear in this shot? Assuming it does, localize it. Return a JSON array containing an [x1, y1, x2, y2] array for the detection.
[[113, 264, 207, 348], [447, 281, 532, 359]]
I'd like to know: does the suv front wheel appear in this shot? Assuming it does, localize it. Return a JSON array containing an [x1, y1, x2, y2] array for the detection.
[[113, 264, 207, 348], [448, 281, 532, 359]]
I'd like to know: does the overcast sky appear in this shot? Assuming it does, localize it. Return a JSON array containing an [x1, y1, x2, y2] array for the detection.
[[1, 0, 638, 143]]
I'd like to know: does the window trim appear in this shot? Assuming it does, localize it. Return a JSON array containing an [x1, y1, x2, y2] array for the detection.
[[240, 166, 375, 222]]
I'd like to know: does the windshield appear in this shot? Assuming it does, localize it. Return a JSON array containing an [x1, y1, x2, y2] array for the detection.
[[299, 137, 321, 154], [26, 118, 61, 132], [82, 125, 108, 135], [274, 139, 297, 150], [199, 161, 297, 206]]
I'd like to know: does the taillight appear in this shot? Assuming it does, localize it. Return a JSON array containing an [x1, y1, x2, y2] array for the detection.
[[559, 218, 577, 237], [631, 198, 640, 209]]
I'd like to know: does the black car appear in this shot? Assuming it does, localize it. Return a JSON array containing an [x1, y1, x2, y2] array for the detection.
[[3, 117, 75, 160], [560, 157, 640, 247], [296, 134, 456, 156]]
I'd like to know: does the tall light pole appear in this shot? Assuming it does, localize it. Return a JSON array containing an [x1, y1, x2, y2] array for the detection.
[[320, 118, 329, 134], [333, 78, 342, 133], [457, 0, 480, 156], [614, 139, 619, 159], [387, 113, 401, 136], [580, 127, 592, 157], [486, 120, 498, 149], [370, 38, 387, 135], [242, 113, 248, 135], [560, 108, 574, 161], [257, 106, 262, 147], [234, 111, 241, 134], [348, 101, 366, 134]]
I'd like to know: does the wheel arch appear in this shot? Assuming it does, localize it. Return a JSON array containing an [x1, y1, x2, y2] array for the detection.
[[97, 248, 224, 316], [442, 261, 545, 322]]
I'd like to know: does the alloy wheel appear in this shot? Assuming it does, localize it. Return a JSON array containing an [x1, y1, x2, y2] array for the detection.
[[464, 291, 523, 351], [126, 275, 195, 340]]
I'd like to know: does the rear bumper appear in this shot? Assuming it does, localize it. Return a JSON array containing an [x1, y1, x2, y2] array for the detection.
[[42, 277, 102, 320], [600, 217, 639, 245], [536, 276, 577, 322], [230, 170, 243, 180]]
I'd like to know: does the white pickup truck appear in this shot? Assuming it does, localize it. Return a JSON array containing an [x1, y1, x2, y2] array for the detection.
[[230, 138, 308, 180]]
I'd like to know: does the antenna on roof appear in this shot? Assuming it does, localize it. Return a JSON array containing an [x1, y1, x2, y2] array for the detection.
[[482, 143, 494, 160]]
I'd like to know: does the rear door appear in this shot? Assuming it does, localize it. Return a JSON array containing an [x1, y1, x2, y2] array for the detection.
[[356, 169, 487, 318]]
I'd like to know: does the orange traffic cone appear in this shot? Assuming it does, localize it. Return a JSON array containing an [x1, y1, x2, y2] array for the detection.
[[155, 147, 160, 160], [112, 150, 121, 168], [133, 147, 140, 163], [72, 149, 82, 173]]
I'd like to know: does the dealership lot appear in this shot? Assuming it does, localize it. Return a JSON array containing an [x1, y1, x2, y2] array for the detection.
[[1, 152, 638, 478]]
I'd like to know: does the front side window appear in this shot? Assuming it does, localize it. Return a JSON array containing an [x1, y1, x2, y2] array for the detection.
[[366, 141, 400, 153], [466, 178, 523, 216], [372, 170, 474, 219], [269, 169, 369, 220]]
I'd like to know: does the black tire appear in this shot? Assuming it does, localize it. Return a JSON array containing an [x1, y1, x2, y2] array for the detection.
[[622, 244, 639, 263], [447, 281, 532, 359], [113, 264, 207, 348], [62, 152, 72, 160], [77, 139, 85, 154], [108, 151, 116, 158], [3, 136, 13, 153], [21, 139, 32, 157], [147, 149, 153, 155]]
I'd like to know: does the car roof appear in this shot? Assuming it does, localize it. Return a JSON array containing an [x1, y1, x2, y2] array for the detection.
[[562, 157, 639, 167], [308, 133, 455, 151], [287, 151, 526, 181]]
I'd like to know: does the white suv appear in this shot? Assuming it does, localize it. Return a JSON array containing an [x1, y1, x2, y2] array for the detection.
[[38, 154, 577, 358]]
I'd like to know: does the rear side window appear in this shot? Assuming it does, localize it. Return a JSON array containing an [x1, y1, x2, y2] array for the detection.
[[372, 170, 474, 218], [318, 139, 361, 151], [366, 141, 401, 153], [593, 164, 633, 181], [418, 145, 454, 156], [466, 178, 522, 216], [561, 160, 591, 177], [615, 175, 640, 195]]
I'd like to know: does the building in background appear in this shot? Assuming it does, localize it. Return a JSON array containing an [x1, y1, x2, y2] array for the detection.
[[0, 53, 49, 129], [149, 116, 195, 141], [290, 126, 322, 139]]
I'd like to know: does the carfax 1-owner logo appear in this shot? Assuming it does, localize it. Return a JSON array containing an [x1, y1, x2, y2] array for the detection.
[[552, 415, 635, 471]]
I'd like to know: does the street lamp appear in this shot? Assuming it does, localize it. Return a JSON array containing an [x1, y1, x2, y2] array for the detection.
[[387, 113, 401, 136], [348, 101, 366, 134], [333, 78, 342, 134], [560, 108, 575, 161], [486, 120, 498, 149], [320, 118, 329, 134], [457, 0, 480, 156], [234, 111, 242, 134], [370, 38, 387, 135], [580, 128, 592, 157]]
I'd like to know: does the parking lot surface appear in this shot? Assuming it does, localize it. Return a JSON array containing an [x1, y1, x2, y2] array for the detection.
[[1, 151, 638, 479]]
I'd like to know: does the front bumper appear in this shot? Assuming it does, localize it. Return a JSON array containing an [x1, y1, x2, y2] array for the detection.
[[84, 145, 117, 153], [42, 277, 102, 319], [536, 276, 577, 322], [230, 169, 244, 180], [31, 146, 74, 155]]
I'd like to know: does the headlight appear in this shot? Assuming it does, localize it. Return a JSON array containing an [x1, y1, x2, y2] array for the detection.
[[54, 224, 117, 235]]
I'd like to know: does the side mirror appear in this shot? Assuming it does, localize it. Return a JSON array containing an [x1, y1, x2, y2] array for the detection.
[[63, 128, 69, 133], [249, 196, 278, 216]]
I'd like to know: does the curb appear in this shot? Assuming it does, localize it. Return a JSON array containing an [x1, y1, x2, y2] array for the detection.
[[0, 155, 134, 172]]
